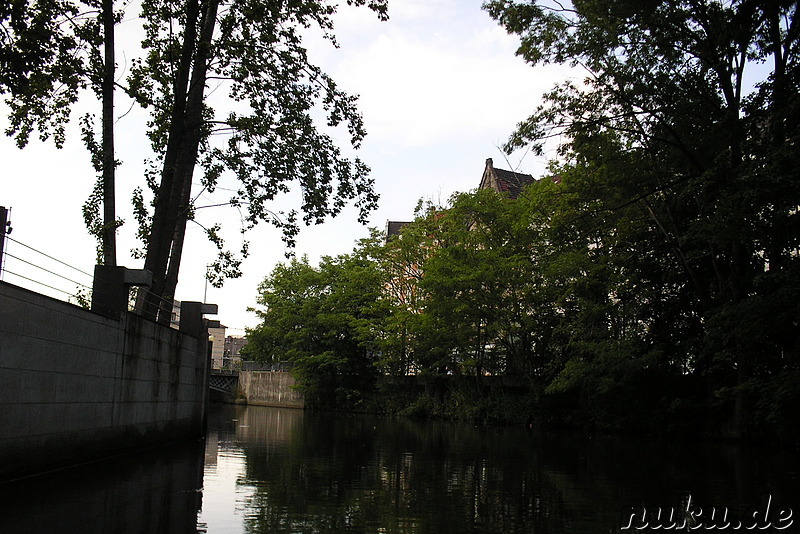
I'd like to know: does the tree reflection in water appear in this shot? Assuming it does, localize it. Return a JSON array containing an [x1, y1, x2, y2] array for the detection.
[[199, 405, 799, 534]]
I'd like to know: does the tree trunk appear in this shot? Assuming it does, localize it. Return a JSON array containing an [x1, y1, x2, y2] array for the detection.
[[101, 0, 116, 266], [160, 180, 192, 324], [135, 0, 216, 320], [156, 0, 220, 324]]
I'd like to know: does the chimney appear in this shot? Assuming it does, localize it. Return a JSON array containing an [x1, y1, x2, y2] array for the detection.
[[485, 158, 493, 168]]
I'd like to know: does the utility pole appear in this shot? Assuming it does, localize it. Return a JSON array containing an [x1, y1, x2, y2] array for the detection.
[[0, 206, 9, 275], [204, 263, 210, 302]]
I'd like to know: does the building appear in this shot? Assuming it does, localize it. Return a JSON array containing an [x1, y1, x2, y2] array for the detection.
[[224, 335, 247, 368], [208, 324, 227, 369], [380, 158, 542, 375], [478, 158, 536, 199], [385, 159, 536, 245], [170, 299, 181, 329], [384, 220, 412, 243]]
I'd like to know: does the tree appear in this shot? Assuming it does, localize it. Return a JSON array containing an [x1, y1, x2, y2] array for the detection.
[[374, 189, 559, 381], [374, 221, 428, 376], [417, 190, 540, 377], [1, 1, 123, 266], [1, 0, 97, 147], [244, 235, 386, 408], [486, 0, 800, 437], [128, 0, 387, 322], [3, 1, 388, 320]]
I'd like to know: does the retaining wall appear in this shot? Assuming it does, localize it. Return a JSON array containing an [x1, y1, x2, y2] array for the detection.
[[0, 282, 208, 480], [237, 371, 304, 408]]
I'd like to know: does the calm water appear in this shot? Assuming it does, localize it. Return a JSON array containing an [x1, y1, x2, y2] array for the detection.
[[1, 405, 797, 533]]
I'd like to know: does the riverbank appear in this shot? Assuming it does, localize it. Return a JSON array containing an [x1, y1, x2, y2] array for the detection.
[[285, 373, 800, 447]]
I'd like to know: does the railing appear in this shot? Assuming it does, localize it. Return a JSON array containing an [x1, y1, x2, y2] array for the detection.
[[0, 233, 95, 307], [240, 361, 293, 372], [211, 361, 293, 374], [0, 216, 185, 326]]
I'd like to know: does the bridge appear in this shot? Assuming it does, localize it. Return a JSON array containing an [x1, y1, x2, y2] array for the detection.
[[209, 369, 239, 394], [208, 365, 303, 408]]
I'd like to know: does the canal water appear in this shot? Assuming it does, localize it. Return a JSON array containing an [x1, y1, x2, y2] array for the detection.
[[1, 404, 797, 533]]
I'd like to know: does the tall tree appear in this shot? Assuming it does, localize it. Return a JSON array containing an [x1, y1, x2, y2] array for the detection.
[[3, 1, 387, 320], [0, 0, 97, 147], [1, 1, 120, 265], [100, 0, 116, 265], [80, 0, 120, 266], [129, 0, 387, 322]]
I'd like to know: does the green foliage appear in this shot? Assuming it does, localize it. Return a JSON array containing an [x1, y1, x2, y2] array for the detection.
[[129, 0, 386, 271], [124, 0, 390, 321], [0, 0, 101, 148], [246, 0, 798, 441], [484, 0, 800, 438], [73, 286, 92, 308], [3, 0, 388, 320], [245, 234, 386, 409]]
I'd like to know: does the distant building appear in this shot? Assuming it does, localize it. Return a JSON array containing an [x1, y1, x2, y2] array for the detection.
[[170, 299, 181, 329], [208, 324, 227, 369], [224, 335, 247, 368], [379, 158, 543, 375]]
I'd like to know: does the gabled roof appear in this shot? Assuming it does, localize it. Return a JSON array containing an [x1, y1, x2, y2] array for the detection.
[[479, 158, 536, 199]]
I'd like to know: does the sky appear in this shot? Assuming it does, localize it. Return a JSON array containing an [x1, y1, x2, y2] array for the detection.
[[0, 0, 576, 335]]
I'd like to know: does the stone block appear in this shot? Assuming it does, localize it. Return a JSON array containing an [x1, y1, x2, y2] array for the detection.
[[83, 376, 116, 403], [0, 368, 22, 403], [54, 373, 87, 403], [0, 402, 30, 438], [17, 369, 58, 403]]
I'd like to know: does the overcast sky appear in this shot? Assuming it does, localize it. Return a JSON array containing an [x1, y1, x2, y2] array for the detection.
[[1, 0, 576, 334]]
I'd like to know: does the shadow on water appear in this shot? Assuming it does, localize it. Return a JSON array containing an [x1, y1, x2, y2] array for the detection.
[[201, 405, 800, 534], [0, 439, 204, 534]]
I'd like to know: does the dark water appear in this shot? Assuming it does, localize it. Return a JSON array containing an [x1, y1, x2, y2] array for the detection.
[[1, 405, 797, 533]]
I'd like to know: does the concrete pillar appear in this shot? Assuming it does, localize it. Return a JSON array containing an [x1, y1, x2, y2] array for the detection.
[[91, 266, 152, 318]]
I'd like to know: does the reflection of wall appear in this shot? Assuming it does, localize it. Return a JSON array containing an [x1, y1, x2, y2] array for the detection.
[[234, 404, 304, 445], [204, 432, 219, 468], [238, 371, 304, 408], [0, 440, 204, 534]]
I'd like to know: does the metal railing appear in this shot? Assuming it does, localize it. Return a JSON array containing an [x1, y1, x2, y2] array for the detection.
[[0, 233, 95, 307], [0, 230, 181, 326], [240, 360, 293, 372]]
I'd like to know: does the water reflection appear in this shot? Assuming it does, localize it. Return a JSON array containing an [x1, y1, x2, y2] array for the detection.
[[199, 405, 799, 533], [0, 439, 203, 534], [1, 407, 795, 533]]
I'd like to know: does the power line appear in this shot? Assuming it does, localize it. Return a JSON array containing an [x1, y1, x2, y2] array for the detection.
[[2, 269, 79, 297], [5, 235, 93, 277], [4, 252, 92, 289], [2, 235, 183, 322]]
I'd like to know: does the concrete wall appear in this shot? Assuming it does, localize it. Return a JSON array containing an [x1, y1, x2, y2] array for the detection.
[[0, 282, 208, 480], [237, 371, 304, 408]]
